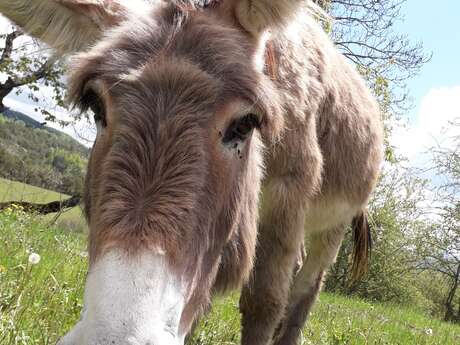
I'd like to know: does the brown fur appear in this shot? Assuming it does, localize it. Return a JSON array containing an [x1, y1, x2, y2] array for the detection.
[[0, 1, 383, 343]]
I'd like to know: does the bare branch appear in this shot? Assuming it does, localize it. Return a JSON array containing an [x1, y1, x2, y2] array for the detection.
[[0, 195, 81, 215], [0, 29, 22, 63]]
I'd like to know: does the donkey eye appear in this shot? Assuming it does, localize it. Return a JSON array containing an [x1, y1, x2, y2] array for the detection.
[[222, 114, 260, 143], [82, 89, 107, 128]]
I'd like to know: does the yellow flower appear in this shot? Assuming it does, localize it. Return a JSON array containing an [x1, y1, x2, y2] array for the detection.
[[0, 265, 6, 273]]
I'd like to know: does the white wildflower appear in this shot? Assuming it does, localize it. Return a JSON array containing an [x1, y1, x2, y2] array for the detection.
[[425, 328, 433, 336], [28, 253, 41, 265], [79, 251, 88, 258]]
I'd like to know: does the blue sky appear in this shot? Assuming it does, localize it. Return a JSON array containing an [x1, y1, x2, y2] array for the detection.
[[384, 1, 460, 163], [397, 0, 460, 121]]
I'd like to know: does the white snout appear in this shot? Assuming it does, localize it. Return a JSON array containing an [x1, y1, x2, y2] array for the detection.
[[57, 249, 187, 345]]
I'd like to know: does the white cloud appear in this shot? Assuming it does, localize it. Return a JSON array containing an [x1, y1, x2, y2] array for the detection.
[[392, 86, 460, 165], [0, 15, 10, 29]]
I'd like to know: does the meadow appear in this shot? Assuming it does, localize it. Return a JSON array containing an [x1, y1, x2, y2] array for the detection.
[[0, 177, 86, 232], [0, 180, 459, 345]]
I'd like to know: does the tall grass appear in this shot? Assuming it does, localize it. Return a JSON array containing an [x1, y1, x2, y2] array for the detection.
[[1, 207, 459, 344], [0, 207, 86, 344]]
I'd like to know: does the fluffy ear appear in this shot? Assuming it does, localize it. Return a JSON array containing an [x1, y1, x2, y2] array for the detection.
[[0, 0, 148, 55], [235, 0, 311, 36]]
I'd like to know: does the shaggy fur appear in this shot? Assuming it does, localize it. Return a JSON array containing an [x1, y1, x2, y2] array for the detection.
[[0, 0, 150, 54], [0, 1, 383, 344]]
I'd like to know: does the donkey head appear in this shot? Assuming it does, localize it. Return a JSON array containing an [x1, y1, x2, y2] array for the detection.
[[0, 1, 304, 344]]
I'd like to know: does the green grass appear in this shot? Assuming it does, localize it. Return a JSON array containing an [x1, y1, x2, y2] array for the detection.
[[189, 293, 460, 345], [1, 208, 459, 345], [0, 177, 86, 232], [0, 208, 86, 345], [303, 294, 460, 345]]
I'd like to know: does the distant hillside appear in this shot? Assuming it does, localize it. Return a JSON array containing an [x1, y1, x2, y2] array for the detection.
[[0, 110, 89, 195], [2, 107, 86, 139], [2, 108, 45, 128]]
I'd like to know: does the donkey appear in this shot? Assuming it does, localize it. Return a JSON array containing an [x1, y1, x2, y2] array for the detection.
[[0, 0, 383, 344]]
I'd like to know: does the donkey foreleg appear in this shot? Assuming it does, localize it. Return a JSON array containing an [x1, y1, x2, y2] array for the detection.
[[273, 227, 345, 345], [239, 200, 306, 345]]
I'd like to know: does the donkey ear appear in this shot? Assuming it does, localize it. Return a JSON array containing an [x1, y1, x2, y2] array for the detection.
[[0, 0, 147, 55], [234, 0, 307, 36]]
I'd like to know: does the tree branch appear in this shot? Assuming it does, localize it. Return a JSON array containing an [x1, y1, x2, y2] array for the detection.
[[0, 30, 22, 63], [0, 195, 81, 215], [0, 59, 54, 105]]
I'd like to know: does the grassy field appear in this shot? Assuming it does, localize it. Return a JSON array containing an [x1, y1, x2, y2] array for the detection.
[[0, 207, 87, 344], [190, 294, 460, 345], [1, 207, 459, 345], [0, 177, 86, 232]]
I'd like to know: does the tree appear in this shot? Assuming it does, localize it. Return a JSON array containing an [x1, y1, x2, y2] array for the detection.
[[325, 165, 431, 307], [315, 0, 430, 116], [416, 119, 460, 322], [0, 26, 66, 122]]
